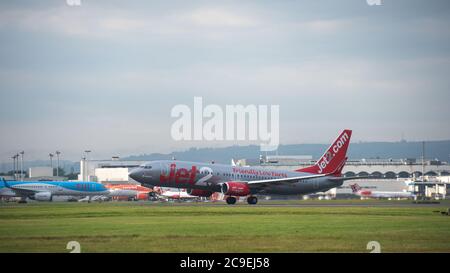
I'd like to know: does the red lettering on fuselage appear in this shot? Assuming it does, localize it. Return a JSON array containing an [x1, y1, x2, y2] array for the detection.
[[231, 167, 287, 178], [160, 163, 197, 185], [160, 163, 176, 183]]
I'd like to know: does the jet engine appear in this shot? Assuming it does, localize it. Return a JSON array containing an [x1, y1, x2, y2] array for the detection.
[[33, 192, 53, 201], [187, 189, 213, 197], [220, 182, 250, 196]]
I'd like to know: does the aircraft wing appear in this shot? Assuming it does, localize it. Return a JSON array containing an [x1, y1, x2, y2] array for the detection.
[[245, 173, 371, 188], [327, 175, 374, 181], [246, 173, 327, 186]]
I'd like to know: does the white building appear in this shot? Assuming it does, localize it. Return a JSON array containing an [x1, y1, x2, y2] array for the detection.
[[29, 167, 53, 178], [95, 168, 130, 184], [79, 158, 145, 184]]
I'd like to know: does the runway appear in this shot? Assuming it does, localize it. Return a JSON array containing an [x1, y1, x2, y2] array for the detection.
[[145, 200, 450, 208], [1, 200, 448, 208]]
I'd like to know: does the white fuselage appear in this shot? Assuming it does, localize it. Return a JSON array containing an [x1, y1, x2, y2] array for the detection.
[[356, 190, 414, 199]]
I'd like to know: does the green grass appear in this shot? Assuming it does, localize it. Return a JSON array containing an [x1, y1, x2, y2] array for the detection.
[[0, 201, 449, 253]]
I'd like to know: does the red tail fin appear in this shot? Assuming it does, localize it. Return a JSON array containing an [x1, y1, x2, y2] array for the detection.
[[296, 129, 352, 175]]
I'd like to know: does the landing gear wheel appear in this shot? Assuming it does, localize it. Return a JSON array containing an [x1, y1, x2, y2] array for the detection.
[[247, 196, 258, 205], [226, 196, 237, 205]]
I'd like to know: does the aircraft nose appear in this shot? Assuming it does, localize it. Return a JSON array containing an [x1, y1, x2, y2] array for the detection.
[[129, 168, 143, 181]]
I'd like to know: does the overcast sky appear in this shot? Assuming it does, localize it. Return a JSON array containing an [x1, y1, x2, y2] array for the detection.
[[1, 0, 450, 162]]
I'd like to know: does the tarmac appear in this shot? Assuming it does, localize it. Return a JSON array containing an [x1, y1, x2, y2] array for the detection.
[[148, 199, 450, 208]]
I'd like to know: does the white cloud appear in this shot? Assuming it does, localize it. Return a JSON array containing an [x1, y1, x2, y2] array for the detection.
[[1, 1, 450, 161], [99, 18, 148, 32], [184, 8, 259, 28], [299, 19, 350, 33], [0, 5, 262, 40]]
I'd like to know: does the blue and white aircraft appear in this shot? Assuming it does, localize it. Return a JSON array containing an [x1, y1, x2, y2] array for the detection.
[[0, 178, 109, 203]]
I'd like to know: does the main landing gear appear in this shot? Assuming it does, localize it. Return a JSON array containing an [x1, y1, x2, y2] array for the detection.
[[247, 196, 258, 205], [226, 196, 236, 205], [225, 196, 258, 205]]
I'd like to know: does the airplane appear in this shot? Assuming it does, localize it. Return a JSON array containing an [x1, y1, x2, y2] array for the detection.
[[350, 183, 414, 199], [106, 184, 153, 201], [78, 195, 110, 202], [153, 186, 200, 201], [0, 178, 109, 203], [129, 129, 366, 205]]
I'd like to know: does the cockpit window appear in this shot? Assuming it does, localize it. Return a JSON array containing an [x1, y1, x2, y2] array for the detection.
[[145, 166, 152, 169]]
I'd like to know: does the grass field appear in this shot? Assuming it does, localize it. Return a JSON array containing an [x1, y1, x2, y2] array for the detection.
[[1, 201, 450, 253]]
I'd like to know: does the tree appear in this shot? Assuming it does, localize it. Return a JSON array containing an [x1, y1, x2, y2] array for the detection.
[[53, 168, 66, 177], [66, 173, 79, 180]]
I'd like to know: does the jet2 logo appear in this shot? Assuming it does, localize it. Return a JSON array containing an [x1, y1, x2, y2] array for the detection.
[[160, 164, 215, 186], [317, 132, 349, 173], [317, 151, 334, 174], [197, 166, 214, 186], [160, 163, 197, 185]]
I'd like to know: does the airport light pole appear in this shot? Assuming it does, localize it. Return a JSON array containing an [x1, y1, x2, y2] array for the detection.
[[15, 154, 19, 179], [20, 151, 24, 180], [11, 156, 14, 179], [11, 155, 16, 180], [56, 151, 61, 177], [84, 150, 91, 181], [49, 153, 54, 176], [422, 141, 425, 182]]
